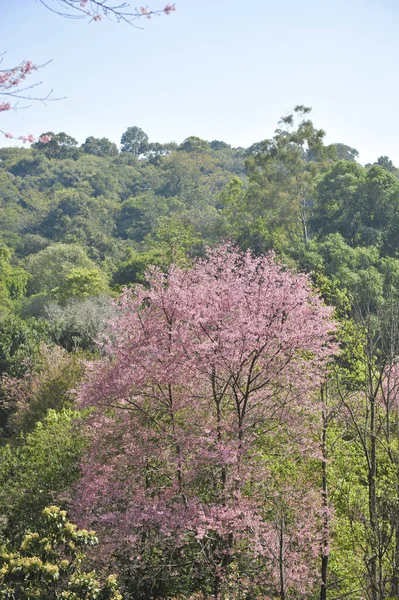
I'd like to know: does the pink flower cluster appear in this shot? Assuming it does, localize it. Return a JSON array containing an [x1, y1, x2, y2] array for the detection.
[[0, 60, 36, 90], [139, 4, 175, 18], [78, 0, 102, 20], [70, 1, 175, 22], [164, 3, 175, 14], [39, 134, 52, 144], [139, 6, 152, 18], [18, 134, 36, 144], [1, 131, 52, 144], [0, 102, 11, 112]]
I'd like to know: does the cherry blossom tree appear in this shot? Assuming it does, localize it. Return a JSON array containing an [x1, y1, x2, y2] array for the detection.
[[75, 245, 336, 599]]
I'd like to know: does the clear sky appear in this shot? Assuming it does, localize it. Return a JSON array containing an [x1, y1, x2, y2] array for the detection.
[[1, 0, 399, 164]]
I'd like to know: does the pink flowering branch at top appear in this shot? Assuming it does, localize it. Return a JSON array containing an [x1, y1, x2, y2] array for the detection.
[[37, 0, 175, 25], [0, 55, 59, 108], [2, 132, 52, 144], [0, 131, 52, 144], [1, 4, 175, 144], [74, 244, 337, 599], [0, 60, 37, 91], [139, 3, 175, 18], [0, 53, 61, 144], [0, 58, 43, 108]]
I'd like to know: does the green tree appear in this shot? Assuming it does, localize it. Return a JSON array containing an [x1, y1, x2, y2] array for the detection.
[[120, 126, 149, 156], [0, 246, 30, 317], [32, 132, 80, 160], [0, 316, 47, 379], [0, 316, 49, 435], [2, 344, 85, 435], [312, 162, 399, 251], [216, 176, 248, 243], [53, 268, 109, 304], [111, 248, 162, 286], [330, 142, 359, 162], [81, 136, 119, 157], [359, 165, 399, 251], [116, 194, 183, 242], [376, 155, 396, 173], [0, 505, 121, 600], [311, 160, 367, 243], [0, 410, 85, 539], [25, 244, 99, 296], [178, 136, 210, 154], [148, 214, 202, 265], [45, 295, 116, 352], [245, 106, 333, 252]]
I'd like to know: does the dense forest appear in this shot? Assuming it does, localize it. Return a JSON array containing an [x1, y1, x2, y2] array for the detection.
[[3, 105, 399, 600]]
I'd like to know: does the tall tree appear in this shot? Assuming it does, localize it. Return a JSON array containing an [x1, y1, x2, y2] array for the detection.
[[120, 126, 149, 156], [75, 245, 336, 599], [245, 106, 333, 252]]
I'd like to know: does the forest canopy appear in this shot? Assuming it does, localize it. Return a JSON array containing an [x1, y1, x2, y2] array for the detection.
[[2, 108, 399, 599]]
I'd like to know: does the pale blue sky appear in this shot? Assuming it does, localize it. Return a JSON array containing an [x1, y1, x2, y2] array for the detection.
[[1, 0, 399, 164]]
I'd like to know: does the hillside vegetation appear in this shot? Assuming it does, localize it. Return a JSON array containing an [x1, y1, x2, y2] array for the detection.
[[2, 107, 399, 600]]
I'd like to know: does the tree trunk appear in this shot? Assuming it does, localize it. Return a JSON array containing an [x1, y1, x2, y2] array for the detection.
[[320, 385, 329, 600], [368, 390, 378, 600], [279, 515, 286, 600], [391, 478, 399, 598]]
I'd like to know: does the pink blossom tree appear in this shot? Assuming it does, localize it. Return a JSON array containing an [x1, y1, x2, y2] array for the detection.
[[75, 245, 336, 599]]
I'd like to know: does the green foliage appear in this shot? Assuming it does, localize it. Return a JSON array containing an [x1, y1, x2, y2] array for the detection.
[[375, 155, 397, 173], [178, 136, 210, 154], [330, 142, 359, 162], [312, 161, 399, 252], [216, 176, 248, 243], [32, 132, 80, 159], [120, 126, 149, 155], [148, 214, 202, 266], [0, 125, 246, 300], [116, 193, 184, 242], [0, 316, 47, 379], [244, 106, 333, 252], [0, 246, 30, 317], [0, 317, 50, 436], [6, 115, 399, 598], [40, 188, 119, 247], [81, 136, 119, 157], [311, 160, 367, 241], [53, 268, 109, 304], [0, 505, 121, 599], [44, 295, 115, 352], [25, 244, 101, 296], [113, 217, 201, 285], [0, 411, 85, 539], [111, 248, 164, 286], [3, 344, 86, 435]]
